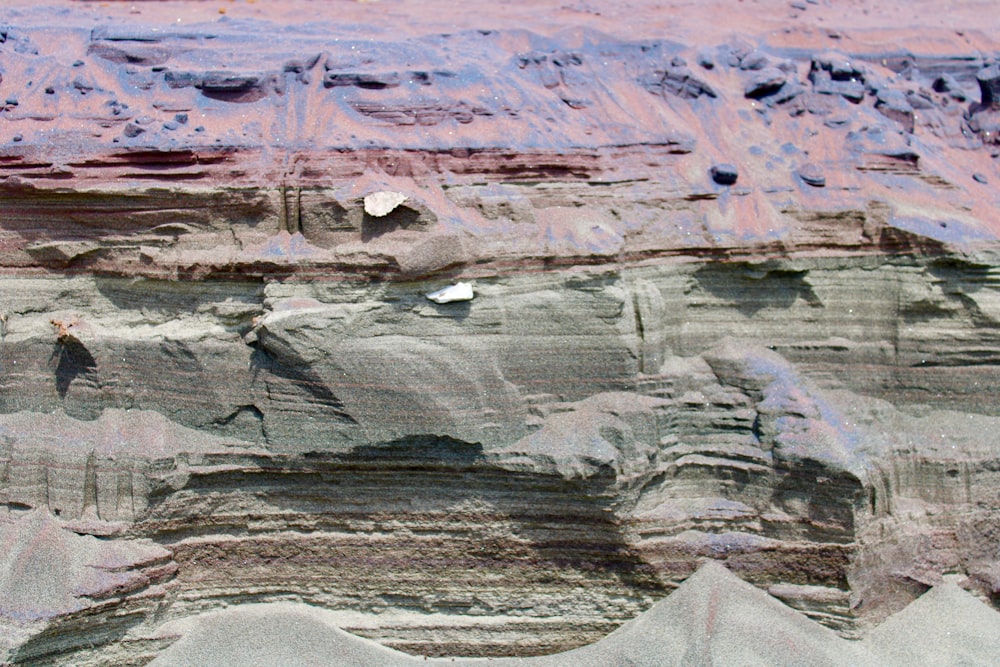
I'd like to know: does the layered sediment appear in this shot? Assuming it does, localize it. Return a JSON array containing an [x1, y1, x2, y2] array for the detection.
[[2, 1, 1000, 664]]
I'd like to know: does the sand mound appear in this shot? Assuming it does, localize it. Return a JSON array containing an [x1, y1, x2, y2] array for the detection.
[[149, 603, 423, 667], [150, 561, 880, 667], [862, 581, 1000, 666], [527, 560, 875, 667]]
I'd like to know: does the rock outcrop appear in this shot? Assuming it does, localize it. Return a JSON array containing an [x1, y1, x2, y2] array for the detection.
[[2, 0, 1000, 664]]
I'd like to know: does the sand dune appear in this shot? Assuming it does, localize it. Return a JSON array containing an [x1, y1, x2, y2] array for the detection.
[[151, 561, 1000, 666], [862, 580, 1000, 667], [149, 561, 880, 667]]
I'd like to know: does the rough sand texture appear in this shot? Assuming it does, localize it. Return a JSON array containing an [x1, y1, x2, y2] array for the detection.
[[152, 561, 1000, 666], [3, 0, 1000, 664]]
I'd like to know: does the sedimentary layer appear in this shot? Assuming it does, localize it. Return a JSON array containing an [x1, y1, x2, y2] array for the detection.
[[2, 0, 1000, 664]]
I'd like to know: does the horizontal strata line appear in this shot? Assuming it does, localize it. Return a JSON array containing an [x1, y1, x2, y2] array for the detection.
[[0, 245, 962, 282]]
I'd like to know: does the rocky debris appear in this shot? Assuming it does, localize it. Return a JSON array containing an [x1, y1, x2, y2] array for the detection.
[[323, 71, 402, 90], [744, 67, 787, 99], [363, 191, 408, 217], [967, 63, 1000, 144], [641, 63, 717, 100], [425, 282, 474, 304], [931, 73, 966, 101], [874, 88, 915, 132], [974, 63, 1000, 112], [809, 52, 867, 103], [709, 163, 739, 185], [795, 163, 827, 187]]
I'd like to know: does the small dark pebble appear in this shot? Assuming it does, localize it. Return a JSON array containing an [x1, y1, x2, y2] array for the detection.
[[745, 67, 786, 98], [796, 163, 827, 187], [174, 112, 188, 125], [44, 87, 54, 95], [194, 125, 205, 133], [973, 172, 989, 184], [163, 121, 179, 131], [123, 122, 145, 138], [710, 163, 739, 185], [696, 48, 715, 70], [5, 97, 18, 106], [739, 51, 770, 71], [12, 134, 22, 142], [790, 1, 808, 9], [72, 60, 84, 67]]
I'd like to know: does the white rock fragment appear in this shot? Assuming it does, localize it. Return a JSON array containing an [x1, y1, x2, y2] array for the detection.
[[363, 191, 407, 217], [425, 282, 474, 304]]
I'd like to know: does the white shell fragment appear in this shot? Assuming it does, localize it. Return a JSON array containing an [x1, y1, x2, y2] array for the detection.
[[425, 282, 475, 304], [363, 191, 408, 217]]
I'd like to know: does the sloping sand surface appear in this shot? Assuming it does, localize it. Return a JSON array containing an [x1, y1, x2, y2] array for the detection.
[[151, 561, 880, 667], [862, 581, 1000, 667], [515, 560, 876, 667], [149, 603, 424, 667]]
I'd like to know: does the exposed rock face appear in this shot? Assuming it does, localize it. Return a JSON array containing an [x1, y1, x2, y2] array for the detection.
[[3, 0, 1000, 664]]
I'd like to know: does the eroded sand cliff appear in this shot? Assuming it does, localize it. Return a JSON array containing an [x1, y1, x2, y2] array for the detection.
[[2, 1, 1000, 664]]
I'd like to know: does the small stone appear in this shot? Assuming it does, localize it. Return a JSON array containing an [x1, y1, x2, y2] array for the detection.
[[426, 282, 475, 304], [795, 163, 826, 187], [975, 63, 1000, 111], [194, 126, 205, 132], [739, 51, 770, 71], [932, 74, 960, 94], [5, 97, 18, 106], [123, 122, 145, 138], [72, 59, 85, 67], [710, 163, 739, 185], [745, 67, 787, 98], [12, 134, 22, 142], [973, 172, 989, 184], [696, 48, 715, 70], [364, 191, 408, 217], [174, 113, 188, 125], [875, 89, 915, 133], [162, 121, 179, 131]]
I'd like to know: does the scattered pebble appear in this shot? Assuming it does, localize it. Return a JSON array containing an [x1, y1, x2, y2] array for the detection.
[[426, 282, 475, 304], [973, 172, 989, 184], [123, 123, 145, 138], [696, 48, 715, 69], [710, 163, 739, 185], [796, 163, 827, 187], [745, 67, 786, 98]]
